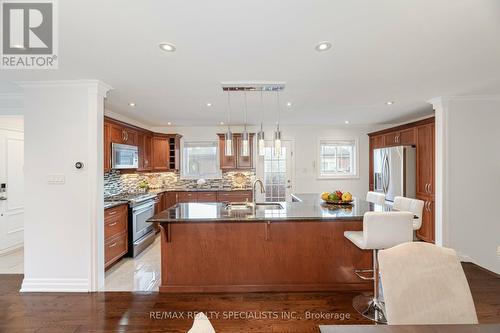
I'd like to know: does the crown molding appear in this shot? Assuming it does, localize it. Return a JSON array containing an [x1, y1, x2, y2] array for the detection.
[[15, 80, 113, 97], [429, 95, 500, 104]]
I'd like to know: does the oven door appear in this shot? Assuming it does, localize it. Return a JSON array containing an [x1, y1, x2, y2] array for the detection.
[[132, 201, 154, 242], [112, 143, 139, 169]]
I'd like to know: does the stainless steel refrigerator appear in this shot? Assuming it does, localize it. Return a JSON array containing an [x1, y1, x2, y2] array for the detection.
[[373, 146, 416, 202]]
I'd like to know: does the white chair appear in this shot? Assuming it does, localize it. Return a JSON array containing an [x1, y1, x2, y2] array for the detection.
[[187, 312, 216, 333], [366, 191, 386, 206], [393, 196, 424, 230], [378, 242, 478, 325], [344, 211, 414, 323]]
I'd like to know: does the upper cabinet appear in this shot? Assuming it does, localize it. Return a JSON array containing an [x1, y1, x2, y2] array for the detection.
[[416, 123, 435, 198], [151, 134, 182, 172], [109, 123, 138, 146], [104, 117, 181, 173], [382, 128, 416, 146], [218, 133, 255, 170]]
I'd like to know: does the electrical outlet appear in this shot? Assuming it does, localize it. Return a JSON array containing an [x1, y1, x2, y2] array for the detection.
[[47, 174, 65, 185]]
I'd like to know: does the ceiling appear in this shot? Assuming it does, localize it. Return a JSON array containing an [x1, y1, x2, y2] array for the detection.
[[2, 0, 500, 126]]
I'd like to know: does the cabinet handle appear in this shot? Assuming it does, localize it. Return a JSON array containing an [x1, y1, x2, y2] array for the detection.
[[428, 184, 432, 193], [108, 222, 117, 227], [265, 221, 271, 241], [109, 242, 117, 248], [108, 210, 117, 216]]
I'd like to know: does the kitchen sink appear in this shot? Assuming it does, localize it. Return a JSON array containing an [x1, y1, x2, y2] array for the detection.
[[254, 203, 283, 210]]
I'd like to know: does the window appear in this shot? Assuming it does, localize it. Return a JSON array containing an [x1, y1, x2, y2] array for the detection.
[[318, 139, 358, 179], [181, 141, 221, 179]]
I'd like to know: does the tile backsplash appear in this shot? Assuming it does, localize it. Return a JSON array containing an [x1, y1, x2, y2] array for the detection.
[[104, 170, 255, 198]]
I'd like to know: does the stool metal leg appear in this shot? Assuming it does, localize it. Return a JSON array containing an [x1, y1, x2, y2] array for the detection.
[[352, 249, 387, 324]]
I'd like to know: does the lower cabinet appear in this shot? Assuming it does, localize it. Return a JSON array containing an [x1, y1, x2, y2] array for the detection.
[[217, 191, 252, 203], [416, 195, 435, 243], [104, 204, 128, 270]]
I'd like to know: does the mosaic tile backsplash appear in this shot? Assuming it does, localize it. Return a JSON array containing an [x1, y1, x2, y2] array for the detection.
[[104, 170, 255, 198]]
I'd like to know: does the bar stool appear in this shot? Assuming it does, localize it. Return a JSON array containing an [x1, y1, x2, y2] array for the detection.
[[366, 191, 386, 205], [344, 211, 414, 323], [393, 196, 424, 232]]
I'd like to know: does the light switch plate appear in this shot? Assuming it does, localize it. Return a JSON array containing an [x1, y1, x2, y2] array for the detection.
[[47, 174, 65, 185]]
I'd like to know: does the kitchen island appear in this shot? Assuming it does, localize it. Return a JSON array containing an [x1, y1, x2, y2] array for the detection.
[[148, 194, 390, 293]]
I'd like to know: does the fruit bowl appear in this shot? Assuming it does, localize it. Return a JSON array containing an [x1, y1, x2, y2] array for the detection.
[[323, 199, 353, 205], [320, 190, 353, 205]]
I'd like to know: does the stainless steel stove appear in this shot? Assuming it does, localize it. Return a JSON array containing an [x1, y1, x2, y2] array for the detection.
[[105, 192, 157, 257]]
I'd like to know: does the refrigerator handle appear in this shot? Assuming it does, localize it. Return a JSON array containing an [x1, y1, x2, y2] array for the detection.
[[380, 154, 386, 193], [384, 154, 390, 193]]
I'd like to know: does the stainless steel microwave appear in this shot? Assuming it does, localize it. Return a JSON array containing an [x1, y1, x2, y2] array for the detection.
[[111, 143, 138, 169]]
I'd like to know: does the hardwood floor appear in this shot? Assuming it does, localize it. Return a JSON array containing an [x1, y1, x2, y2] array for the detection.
[[0, 263, 498, 333]]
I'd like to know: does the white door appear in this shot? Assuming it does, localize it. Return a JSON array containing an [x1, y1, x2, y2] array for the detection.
[[0, 127, 24, 255], [256, 140, 294, 202]]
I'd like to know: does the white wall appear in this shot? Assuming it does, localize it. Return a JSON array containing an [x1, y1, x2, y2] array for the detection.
[[433, 96, 500, 274], [152, 124, 377, 199], [19, 81, 110, 292]]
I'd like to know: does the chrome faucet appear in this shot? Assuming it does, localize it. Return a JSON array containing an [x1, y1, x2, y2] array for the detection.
[[252, 179, 265, 206]]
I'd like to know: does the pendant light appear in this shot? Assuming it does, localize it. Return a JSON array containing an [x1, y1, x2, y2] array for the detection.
[[241, 90, 250, 157], [224, 91, 234, 156], [274, 91, 282, 156], [257, 90, 265, 156]]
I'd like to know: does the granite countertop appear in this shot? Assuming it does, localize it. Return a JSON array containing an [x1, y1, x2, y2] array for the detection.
[[148, 193, 393, 224], [104, 200, 128, 209]]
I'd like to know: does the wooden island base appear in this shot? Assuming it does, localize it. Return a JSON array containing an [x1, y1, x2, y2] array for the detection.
[[158, 220, 372, 293]]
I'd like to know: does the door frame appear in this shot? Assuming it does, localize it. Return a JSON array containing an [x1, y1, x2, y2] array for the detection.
[[255, 139, 296, 202]]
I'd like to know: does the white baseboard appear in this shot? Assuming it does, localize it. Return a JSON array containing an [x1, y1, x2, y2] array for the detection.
[[458, 253, 473, 263], [20, 278, 89, 292]]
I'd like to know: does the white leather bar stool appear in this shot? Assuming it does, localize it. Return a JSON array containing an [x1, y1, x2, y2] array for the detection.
[[344, 211, 414, 323], [393, 196, 424, 232], [366, 191, 386, 205]]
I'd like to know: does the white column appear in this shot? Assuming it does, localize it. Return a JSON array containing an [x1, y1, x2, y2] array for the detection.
[[430, 95, 500, 274], [19, 80, 111, 292]]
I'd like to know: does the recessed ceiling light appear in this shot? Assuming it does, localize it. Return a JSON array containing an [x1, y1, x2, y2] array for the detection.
[[345, 120, 350, 124], [315, 41, 332, 52], [219, 121, 224, 125], [128, 102, 136, 107], [206, 102, 212, 107], [158, 42, 176, 52], [386, 101, 395, 105], [286, 102, 292, 107], [167, 121, 172, 125]]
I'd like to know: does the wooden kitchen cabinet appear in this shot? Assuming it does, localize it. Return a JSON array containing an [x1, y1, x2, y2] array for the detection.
[[138, 132, 153, 172], [104, 204, 128, 270], [152, 134, 182, 172], [197, 192, 218, 202], [383, 128, 415, 146], [162, 192, 178, 210], [109, 123, 138, 146], [152, 134, 170, 171], [368, 117, 435, 243], [217, 191, 252, 203], [218, 133, 255, 170], [177, 192, 198, 203], [416, 198, 435, 242], [104, 116, 181, 173], [416, 123, 435, 198]]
